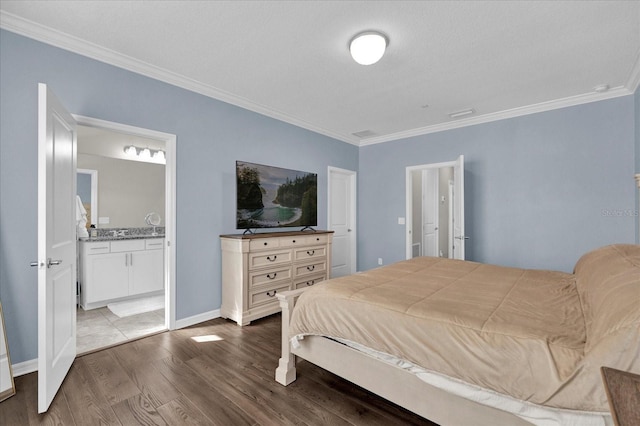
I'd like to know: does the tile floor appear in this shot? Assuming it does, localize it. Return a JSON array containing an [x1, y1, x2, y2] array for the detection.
[[76, 305, 166, 354]]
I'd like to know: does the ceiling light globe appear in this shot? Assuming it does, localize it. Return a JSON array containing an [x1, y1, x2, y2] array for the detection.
[[350, 32, 388, 65]]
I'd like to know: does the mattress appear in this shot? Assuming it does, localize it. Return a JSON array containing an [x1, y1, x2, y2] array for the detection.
[[288, 256, 605, 413]]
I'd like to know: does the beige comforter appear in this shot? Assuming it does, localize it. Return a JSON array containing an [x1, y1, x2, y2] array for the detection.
[[289, 256, 593, 411]]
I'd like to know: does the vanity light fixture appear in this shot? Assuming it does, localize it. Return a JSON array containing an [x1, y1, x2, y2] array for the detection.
[[123, 145, 166, 164], [139, 147, 151, 160], [124, 145, 138, 156], [349, 31, 388, 65]]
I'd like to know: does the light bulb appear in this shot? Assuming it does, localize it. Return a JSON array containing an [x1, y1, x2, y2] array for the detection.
[[139, 148, 151, 160], [350, 32, 388, 65]]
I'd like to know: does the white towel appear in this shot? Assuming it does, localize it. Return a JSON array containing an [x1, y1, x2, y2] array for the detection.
[[75, 195, 87, 222], [76, 195, 89, 238]]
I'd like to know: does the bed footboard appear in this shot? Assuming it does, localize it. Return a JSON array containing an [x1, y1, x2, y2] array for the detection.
[[275, 288, 307, 385]]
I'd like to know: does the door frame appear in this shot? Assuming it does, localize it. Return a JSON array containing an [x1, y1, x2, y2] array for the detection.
[[74, 115, 177, 330], [406, 159, 458, 260], [327, 166, 357, 276]]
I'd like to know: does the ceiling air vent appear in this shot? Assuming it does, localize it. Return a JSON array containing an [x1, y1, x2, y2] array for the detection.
[[352, 130, 378, 138]]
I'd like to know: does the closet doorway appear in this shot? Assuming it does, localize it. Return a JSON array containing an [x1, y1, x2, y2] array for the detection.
[[405, 155, 465, 260], [74, 116, 176, 354]]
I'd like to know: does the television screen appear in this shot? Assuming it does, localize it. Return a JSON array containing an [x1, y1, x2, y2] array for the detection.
[[236, 161, 317, 229]]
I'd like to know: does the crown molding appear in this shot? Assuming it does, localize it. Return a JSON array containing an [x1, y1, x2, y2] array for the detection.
[[0, 11, 359, 146], [359, 86, 633, 146]]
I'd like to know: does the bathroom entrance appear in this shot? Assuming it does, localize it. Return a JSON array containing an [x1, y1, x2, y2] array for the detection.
[[74, 117, 176, 354]]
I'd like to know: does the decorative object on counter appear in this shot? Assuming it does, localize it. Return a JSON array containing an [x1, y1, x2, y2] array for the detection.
[[144, 212, 162, 236]]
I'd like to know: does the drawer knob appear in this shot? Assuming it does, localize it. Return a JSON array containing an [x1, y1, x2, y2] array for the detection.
[[292, 240, 296, 243], [266, 290, 277, 297], [267, 272, 277, 279], [267, 255, 277, 262], [263, 242, 268, 246], [306, 250, 315, 256], [306, 280, 315, 286], [306, 265, 315, 272]]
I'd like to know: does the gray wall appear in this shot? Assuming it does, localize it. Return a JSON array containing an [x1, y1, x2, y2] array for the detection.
[[0, 30, 358, 364], [358, 96, 637, 273]]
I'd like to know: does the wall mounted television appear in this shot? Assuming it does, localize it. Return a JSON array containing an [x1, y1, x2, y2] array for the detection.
[[236, 161, 317, 231]]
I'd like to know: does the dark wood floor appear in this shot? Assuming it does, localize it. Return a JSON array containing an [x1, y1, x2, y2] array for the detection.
[[0, 314, 438, 425]]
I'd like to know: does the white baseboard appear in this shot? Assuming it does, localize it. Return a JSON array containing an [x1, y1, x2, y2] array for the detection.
[[12, 358, 37, 377], [175, 309, 220, 329], [12, 310, 221, 377]]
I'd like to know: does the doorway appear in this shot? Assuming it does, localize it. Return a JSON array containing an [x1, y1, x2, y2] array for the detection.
[[74, 116, 177, 353], [406, 155, 465, 260]]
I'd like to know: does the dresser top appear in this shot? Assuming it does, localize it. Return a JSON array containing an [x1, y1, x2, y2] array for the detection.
[[220, 230, 333, 240]]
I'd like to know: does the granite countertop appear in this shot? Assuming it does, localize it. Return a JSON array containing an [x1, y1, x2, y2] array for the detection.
[[79, 226, 166, 242], [79, 234, 165, 242]]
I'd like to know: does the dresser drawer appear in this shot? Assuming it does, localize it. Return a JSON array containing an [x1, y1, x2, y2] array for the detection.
[[280, 234, 328, 248], [249, 283, 290, 308], [250, 238, 280, 251], [293, 245, 326, 261], [249, 249, 292, 269], [249, 266, 292, 287], [294, 274, 326, 289], [294, 260, 327, 277]]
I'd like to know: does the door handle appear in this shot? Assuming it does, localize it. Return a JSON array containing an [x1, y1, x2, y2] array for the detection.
[[455, 236, 470, 240], [30, 261, 43, 267], [47, 258, 62, 268]]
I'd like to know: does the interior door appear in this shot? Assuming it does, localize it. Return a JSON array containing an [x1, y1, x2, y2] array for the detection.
[[37, 83, 77, 413], [452, 155, 466, 260], [328, 167, 356, 278], [422, 169, 439, 257]]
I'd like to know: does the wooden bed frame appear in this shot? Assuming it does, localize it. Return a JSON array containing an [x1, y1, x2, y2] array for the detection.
[[275, 288, 534, 426]]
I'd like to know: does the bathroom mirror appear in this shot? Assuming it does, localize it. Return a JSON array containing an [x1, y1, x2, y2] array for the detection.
[[0, 300, 16, 402], [77, 125, 165, 228]]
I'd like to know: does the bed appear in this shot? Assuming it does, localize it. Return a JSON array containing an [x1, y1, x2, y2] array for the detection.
[[275, 244, 640, 426]]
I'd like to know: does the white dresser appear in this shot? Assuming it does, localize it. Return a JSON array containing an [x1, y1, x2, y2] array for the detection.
[[220, 230, 333, 325]]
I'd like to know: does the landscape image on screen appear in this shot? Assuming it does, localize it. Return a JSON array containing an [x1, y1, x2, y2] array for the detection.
[[236, 161, 317, 229]]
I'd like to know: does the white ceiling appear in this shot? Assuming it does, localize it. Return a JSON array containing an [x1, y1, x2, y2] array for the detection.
[[1, 1, 639, 146]]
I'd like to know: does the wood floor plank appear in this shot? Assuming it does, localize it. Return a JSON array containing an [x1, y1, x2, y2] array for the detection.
[[82, 350, 141, 405], [153, 355, 256, 426], [111, 394, 168, 426], [155, 396, 218, 426], [186, 353, 306, 426], [200, 339, 352, 426], [120, 361, 182, 409], [60, 358, 122, 426]]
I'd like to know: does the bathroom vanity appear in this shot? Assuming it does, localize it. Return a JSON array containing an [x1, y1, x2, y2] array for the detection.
[[79, 236, 164, 310]]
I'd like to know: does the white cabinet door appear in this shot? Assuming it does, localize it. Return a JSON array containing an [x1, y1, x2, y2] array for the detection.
[[85, 253, 129, 303], [129, 248, 164, 296]]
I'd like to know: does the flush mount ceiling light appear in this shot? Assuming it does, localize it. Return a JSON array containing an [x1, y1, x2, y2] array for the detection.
[[349, 31, 388, 65]]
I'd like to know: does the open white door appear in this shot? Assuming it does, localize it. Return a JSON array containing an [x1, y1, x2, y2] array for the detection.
[[422, 169, 439, 257], [36, 83, 77, 412], [452, 155, 466, 260], [328, 167, 356, 278]]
